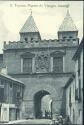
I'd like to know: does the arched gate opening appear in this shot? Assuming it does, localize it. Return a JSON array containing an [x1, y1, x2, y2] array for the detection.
[[34, 90, 52, 119]]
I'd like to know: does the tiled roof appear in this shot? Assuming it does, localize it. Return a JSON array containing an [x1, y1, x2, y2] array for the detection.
[[20, 13, 39, 33], [58, 10, 78, 32], [0, 73, 24, 85]]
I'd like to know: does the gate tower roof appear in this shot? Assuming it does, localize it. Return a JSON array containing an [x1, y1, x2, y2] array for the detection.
[[20, 13, 39, 33], [58, 10, 78, 32]]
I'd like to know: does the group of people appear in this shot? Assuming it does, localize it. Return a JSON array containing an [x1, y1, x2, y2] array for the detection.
[[45, 110, 52, 119], [53, 115, 71, 125], [38, 110, 52, 119], [38, 110, 71, 125]]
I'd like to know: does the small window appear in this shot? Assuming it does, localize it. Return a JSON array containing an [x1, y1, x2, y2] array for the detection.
[[25, 38, 27, 41], [35, 41, 38, 43], [31, 38, 33, 41], [16, 91, 20, 99], [10, 83, 12, 88], [0, 87, 4, 102], [78, 79, 81, 101], [78, 57, 81, 76], [69, 36, 72, 39], [63, 37, 66, 39]]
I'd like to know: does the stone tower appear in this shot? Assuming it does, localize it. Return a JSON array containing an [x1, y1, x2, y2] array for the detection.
[[58, 10, 78, 41], [19, 12, 41, 42]]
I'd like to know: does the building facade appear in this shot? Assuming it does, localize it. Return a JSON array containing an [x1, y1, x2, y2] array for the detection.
[[1, 10, 80, 119], [0, 54, 3, 71], [0, 73, 25, 122], [65, 39, 83, 124]]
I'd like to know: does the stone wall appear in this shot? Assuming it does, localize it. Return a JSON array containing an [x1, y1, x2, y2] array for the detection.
[[20, 32, 41, 42], [3, 39, 78, 50], [64, 48, 77, 72], [10, 73, 71, 118], [58, 31, 78, 40], [3, 40, 78, 119], [3, 46, 77, 75]]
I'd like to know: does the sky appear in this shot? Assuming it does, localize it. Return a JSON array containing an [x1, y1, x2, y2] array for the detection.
[[0, 1, 83, 53]]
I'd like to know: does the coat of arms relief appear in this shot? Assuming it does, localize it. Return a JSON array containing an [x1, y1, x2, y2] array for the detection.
[[35, 52, 50, 73]]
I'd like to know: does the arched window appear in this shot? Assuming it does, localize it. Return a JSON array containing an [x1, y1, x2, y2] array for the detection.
[[50, 51, 65, 73], [21, 52, 35, 73], [23, 58, 32, 73], [53, 56, 63, 73]]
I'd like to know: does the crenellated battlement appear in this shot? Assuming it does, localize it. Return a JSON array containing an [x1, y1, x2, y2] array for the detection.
[[3, 38, 79, 50]]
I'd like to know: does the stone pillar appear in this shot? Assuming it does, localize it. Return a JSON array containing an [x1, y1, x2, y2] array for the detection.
[[50, 57, 53, 72], [63, 56, 65, 72], [32, 57, 35, 73], [21, 100, 35, 119], [21, 58, 23, 73]]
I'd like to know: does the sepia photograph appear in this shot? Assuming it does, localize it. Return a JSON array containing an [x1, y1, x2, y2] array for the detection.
[[0, 1, 83, 125]]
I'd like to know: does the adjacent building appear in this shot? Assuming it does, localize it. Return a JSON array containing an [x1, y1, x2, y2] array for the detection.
[[0, 54, 3, 71], [65, 39, 83, 124], [0, 72, 25, 122]]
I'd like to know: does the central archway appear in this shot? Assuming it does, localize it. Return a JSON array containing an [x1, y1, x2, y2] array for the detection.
[[34, 90, 52, 119]]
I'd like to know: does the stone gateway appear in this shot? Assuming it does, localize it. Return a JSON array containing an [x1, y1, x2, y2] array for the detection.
[[3, 10, 79, 119]]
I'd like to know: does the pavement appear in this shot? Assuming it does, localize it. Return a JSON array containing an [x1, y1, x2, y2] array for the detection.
[[4, 119, 53, 124]]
